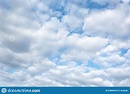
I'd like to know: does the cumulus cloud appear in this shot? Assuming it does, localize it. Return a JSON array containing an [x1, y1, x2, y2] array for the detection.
[[83, 2, 130, 40], [0, 0, 130, 86]]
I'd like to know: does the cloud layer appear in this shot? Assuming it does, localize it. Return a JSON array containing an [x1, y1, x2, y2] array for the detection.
[[0, 0, 130, 86]]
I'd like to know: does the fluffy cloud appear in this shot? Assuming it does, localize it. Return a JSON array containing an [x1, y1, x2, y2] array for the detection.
[[0, 0, 130, 86], [60, 35, 108, 63], [83, 3, 130, 40]]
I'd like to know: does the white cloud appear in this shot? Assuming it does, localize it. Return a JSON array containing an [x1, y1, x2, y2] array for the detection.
[[27, 58, 56, 76], [83, 3, 130, 40], [62, 4, 88, 31], [0, 0, 130, 86], [1, 65, 130, 86], [94, 54, 126, 67], [61, 35, 108, 63]]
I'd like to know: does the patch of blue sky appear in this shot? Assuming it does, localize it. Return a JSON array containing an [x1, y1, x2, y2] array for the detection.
[[87, 60, 101, 69], [50, 5, 67, 21], [0, 1, 11, 10], [6, 68, 17, 74], [67, 26, 84, 36], [51, 4, 65, 13], [50, 0, 109, 13], [86, 0, 108, 9], [49, 55, 63, 65], [120, 48, 129, 56], [51, 11, 64, 21], [69, 0, 88, 8]]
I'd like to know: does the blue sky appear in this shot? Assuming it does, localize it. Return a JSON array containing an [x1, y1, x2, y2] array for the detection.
[[0, 0, 130, 86]]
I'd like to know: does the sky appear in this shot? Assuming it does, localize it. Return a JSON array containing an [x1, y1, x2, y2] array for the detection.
[[0, 0, 130, 86]]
